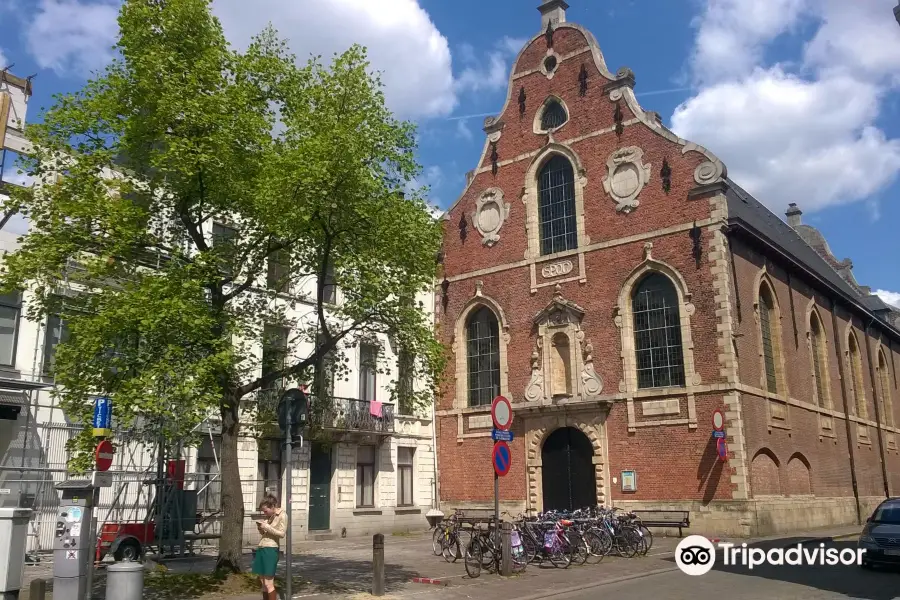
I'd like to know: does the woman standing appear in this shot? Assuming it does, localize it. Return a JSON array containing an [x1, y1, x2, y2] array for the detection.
[[253, 495, 286, 600]]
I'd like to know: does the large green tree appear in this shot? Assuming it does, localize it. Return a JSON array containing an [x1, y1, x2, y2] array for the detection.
[[1, 0, 443, 572]]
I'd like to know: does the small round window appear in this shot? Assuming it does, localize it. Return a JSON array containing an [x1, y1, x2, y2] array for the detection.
[[544, 55, 557, 73]]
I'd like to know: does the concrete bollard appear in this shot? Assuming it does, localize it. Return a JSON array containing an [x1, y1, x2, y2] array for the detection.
[[500, 522, 512, 576], [372, 534, 385, 597], [105, 561, 144, 600], [29, 578, 48, 600]]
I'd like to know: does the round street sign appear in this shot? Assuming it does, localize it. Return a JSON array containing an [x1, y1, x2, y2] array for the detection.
[[491, 395, 513, 431], [712, 409, 725, 431], [95, 440, 115, 472], [492, 441, 511, 477], [716, 438, 728, 462]]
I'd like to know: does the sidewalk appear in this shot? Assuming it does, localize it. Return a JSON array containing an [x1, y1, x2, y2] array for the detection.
[[18, 524, 866, 600]]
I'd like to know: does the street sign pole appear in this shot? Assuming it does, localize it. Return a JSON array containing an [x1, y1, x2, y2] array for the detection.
[[285, 397, 293, 600]]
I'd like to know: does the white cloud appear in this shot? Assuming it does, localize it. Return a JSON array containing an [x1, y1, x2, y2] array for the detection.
[[0, 48, 8, 70], [454, 36, 524, 95], [213, 0, 455, 119], [455, 119, 473, 142], [19, 0, 457, 119], [25, 0, 119, 77], [876, 290, 900, 309], [690, 0, 808, 85], [672, 0, 900, 215], [804, 0, 900, 83]]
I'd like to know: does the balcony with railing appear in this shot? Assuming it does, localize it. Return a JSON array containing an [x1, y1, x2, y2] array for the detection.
[[256, 390, 395, 435], [316, 397, 395, 435]]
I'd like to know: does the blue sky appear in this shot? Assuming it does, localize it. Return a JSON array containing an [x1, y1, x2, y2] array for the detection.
[[1, 0, 899, 304]]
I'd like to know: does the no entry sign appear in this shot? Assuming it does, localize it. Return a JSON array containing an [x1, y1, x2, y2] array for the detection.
[[95, 440, 114, 472], [491, 395, 513, 431], [492, 441, 511, 477], [716, 438, 728, 462]]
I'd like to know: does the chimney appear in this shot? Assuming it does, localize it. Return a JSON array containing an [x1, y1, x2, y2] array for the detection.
[[538, 0, 569, 29], [786, 203, 802, 228]]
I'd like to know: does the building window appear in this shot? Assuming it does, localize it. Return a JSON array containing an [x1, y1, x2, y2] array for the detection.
[[359, 343, 378, 402], [466, 307, 500, 407], [0, 291, 20, 368], [356, 445, 376, 508], [397, 447, 414, 507], [810, 311, 830, 407], [848, 332, 867, 418], [632, 273, 685, 389], [878, 349, 894, 427], [262, 325, 289, 389], [267, 250, 290, 294], [540, 100, 568, 130], [43, 313, 70, 374], [212, 222, 237, 275], [196, 437, 221, 512], [758, 284, 780, 394], [538, 156, 577, 256], [257, 439, 282, 505]]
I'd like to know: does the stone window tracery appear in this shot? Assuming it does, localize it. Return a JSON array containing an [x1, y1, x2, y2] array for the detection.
[[631, 273, 685, 389], [466, 306, 500, 407], [540, 99, 568, 131], [848, 331, 867, 419], [452, 285, 511, 410], [538, 156, 578, 256], [614, 246, 700, 395]]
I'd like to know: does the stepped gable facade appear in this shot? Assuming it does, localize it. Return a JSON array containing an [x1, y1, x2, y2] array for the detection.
[[434, 0, 900, 536]]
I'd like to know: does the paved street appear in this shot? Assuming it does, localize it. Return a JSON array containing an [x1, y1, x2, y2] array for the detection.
[[548, 537, 900, 600], [21, 527, 893, 600]]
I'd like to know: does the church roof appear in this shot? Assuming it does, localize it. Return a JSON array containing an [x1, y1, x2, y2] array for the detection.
[[724, 180, 900, 337]]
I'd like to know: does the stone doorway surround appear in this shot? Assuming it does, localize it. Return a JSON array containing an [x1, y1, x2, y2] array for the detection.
[[524, 409, 609, 512]]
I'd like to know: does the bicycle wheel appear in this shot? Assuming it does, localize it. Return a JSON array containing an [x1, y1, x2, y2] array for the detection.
[[638, 525, 653, 554], [522, 533, 540, 564], [511, 543, 528, 573], [548, 542, 571, 569], [464, 539, 483, 578], [582, 530, 606, 565], [566, 532, 588, 566], [618, 527, 640, 558], [442, 531, 462, 563], [432, 528, 444, 556]]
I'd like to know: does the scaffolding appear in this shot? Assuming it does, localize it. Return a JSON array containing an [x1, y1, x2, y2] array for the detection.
[[0, 382, 280, 559]]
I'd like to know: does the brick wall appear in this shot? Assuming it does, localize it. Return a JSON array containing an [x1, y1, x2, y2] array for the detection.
[[729, 236, 900, 501]]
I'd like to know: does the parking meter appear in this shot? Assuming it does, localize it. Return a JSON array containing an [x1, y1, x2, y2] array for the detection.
[[53, 481, 95, 600]]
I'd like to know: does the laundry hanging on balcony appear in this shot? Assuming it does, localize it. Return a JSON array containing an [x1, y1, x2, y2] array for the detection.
[[369, 400, 383, 418]]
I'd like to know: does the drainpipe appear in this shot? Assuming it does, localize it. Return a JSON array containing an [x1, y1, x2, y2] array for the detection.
[[831, 298, 862, 525], [864, 318, 890, 499]]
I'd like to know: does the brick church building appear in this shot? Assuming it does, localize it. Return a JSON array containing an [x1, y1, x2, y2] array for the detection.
[[434, 0, 900, 536]]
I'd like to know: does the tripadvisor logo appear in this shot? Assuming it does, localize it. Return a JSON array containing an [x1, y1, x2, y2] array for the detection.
[[675, 535, 865, 576]]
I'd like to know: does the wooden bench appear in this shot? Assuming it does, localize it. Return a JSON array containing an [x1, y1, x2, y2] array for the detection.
[[631, 510, 691, 537]]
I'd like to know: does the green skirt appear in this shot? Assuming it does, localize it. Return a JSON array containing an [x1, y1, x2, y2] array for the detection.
[[252, 547, 280, 577]]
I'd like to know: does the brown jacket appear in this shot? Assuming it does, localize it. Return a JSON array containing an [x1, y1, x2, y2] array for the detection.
[[257, 508, 286, 548]]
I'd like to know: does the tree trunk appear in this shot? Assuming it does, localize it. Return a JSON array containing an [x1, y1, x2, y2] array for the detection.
[[215, 394, 245, 573]]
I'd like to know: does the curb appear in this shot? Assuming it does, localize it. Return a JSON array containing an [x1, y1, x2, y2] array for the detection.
[[784, 533, 859, 549], [410, 577, 450, 586], [510, 567, 681, 600]]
